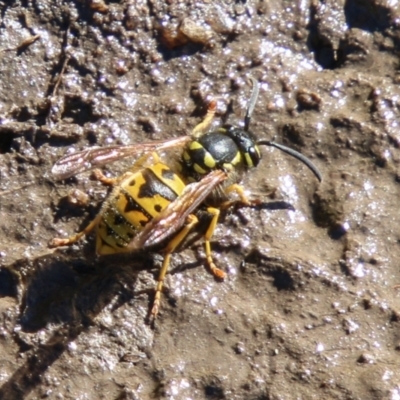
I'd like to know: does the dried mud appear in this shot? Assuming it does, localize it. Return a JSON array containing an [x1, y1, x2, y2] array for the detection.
[[1, 1, 400, 399]]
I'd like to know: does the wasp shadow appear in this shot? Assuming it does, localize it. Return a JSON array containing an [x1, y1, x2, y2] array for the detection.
[[0, 249, 153, 400]]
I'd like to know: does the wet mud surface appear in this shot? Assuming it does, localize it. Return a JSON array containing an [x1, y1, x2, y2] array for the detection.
[[1, 1, 400, 399]]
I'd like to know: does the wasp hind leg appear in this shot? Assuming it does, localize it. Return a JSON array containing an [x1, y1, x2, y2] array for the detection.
[[149, 214, 199, 323], [49, 212, 103, 248], [49, 173, 128, 248]]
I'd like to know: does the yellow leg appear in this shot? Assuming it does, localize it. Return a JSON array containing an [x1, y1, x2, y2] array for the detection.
[[93, 169, 137, 187], [92, 169, 118, 185], [92, 152, 161, 186], [150, 214, 199, 321], [192, 100, 217, 138], [225, 184, 251, 204], [219, 183, 257, 210], [204, 207, 225, 279], [49, 213, 103, 248], [50, 169, 136, 248]]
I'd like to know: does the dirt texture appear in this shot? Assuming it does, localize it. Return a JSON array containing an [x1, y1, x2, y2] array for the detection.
[[1, 0, 400, 399]]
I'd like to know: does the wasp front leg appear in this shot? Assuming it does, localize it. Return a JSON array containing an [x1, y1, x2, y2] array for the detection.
[[220, 183, 261, 210], [191, 100, 217, 138]]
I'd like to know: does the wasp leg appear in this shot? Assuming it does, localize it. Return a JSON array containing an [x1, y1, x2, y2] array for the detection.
[[220, 183, 259, 210], [92, 152, 161, 185], [93, 152, 162, 186], [204, 206, 226, 279], [92, 169, 136, 186], [150, 214, 199, 321], [192, 100, 217, 138], [92, 169, 118, 185], [49, 212, 103, 248]]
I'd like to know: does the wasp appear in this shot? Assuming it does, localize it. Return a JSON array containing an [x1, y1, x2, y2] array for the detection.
[[49, 78, 321, 322]]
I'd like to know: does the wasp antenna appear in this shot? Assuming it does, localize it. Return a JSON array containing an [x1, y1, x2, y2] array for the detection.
[[244, 77, 260, 131], [257, 140, 322, 182]]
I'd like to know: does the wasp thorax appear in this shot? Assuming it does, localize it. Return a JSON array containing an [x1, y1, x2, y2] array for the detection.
[[182, 131, 239, 177]]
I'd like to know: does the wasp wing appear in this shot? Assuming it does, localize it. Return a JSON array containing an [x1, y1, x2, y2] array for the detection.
[[127, 170, 227, 250], [51, 136, 191, 180]]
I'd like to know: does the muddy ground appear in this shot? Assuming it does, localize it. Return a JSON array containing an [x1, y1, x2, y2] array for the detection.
[[1, 0, 400, 399]]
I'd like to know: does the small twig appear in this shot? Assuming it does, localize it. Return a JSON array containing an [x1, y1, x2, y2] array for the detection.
[[0, 34, 40, 53], [50, 26, 71, 97], [0, 182, 34, 196], [52, 53, 70, 97], [17, 34, 41, 51]]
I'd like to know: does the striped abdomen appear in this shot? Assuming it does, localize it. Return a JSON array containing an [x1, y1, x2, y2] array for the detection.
[[96, 162, 186, 255]]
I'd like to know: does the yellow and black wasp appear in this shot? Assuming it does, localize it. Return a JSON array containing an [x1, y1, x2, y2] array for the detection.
[[49, 78, 321, 322]]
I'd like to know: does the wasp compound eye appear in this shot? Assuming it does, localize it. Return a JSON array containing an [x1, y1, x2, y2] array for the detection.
[[246, 145, 262, 168]]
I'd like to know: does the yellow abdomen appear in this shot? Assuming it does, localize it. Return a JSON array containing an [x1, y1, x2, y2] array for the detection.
[[96, 162, 186, 255]]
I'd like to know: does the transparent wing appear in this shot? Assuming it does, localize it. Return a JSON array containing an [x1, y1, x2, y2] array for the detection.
[[51, 136, 191, 180], [127, 170, 227, 250]]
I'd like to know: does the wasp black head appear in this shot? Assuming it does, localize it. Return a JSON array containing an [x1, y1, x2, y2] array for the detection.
[[182, 77, 321, 183], [223, 125, 261, 168], [182, 125, 261, 181]]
